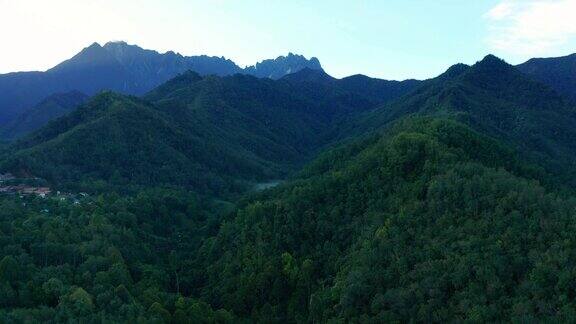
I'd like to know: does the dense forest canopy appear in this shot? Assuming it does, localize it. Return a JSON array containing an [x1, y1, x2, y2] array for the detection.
[[2, 51, 576, 323], [0, 70, 419, 197], [353, 55, 576, 184]]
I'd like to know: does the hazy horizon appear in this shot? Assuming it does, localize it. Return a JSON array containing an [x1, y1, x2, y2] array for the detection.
[[1, 0, 576, 80]]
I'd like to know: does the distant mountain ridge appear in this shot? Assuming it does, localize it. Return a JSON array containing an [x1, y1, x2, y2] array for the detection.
[[0, 41, 323, 125], [354, 54, 576, 183], [1, 91, 88, 140], [0, 68, 419, 194], [517, 53, 576, 102], [245, 53, 323, 79]]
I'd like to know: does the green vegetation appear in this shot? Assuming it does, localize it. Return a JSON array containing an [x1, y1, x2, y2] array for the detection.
[[1, 70, 416, 197], [2, 92, 266, 196], [517, 53, 576, 102], [2, 53, 576, 322], [195, 118, 576, 322], [5, 118, 574, 322], [0, 188, 234, 322], [356, 55, 576, 182]]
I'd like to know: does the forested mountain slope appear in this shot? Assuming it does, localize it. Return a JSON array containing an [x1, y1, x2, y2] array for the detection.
[[1, 91, 89, 140], [195, 118, 576, 322], [517, 53, 576, 102], [355, 55, 576, 178], [0, 188, 234, 322], [1, 92, 290, 195], [2, 52, 576, 322], [0, 70, 417, 195], [281, 68, 421, 112]]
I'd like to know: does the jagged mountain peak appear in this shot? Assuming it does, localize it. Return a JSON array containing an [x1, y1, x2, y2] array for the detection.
[[245, 53, 323, 79], [49, 42, 120, 72], [0, 41, 326, 126]]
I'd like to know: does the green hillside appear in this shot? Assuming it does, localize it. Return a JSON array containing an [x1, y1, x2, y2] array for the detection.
[[517, 53, 576, 102], [195, 118, 576, 322], [356, 55, 576, 179], [2, 92, 272, 195], [1, 71, 416, 196], [0, 188, 235, 322], [3, 54, 576, 322]]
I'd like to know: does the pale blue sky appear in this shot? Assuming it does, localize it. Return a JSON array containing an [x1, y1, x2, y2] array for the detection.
[[1, 0, 576, 80]]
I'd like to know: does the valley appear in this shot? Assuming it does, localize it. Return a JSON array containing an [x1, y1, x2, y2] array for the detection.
[[1, 34, 576, 322]]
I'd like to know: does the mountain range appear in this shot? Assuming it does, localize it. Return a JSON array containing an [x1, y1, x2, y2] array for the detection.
[[3, 43, 576, 322], [0, 41, 323, 125], [517, 53, 576, 102], [0, 68, 419, 194], [192, 54, 576, 322], [3, 52, 576, 195], [358, 55, 576, 178], [0, 91, 89, 140]]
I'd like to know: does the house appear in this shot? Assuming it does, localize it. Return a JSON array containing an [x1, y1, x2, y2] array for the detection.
[[0, 173, 16, 181], [35, 187, 51, 198], [0, 184, 52, 197]]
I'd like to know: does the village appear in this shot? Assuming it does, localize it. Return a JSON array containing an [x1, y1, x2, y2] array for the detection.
[[0, 172, 92, 208], [0, 172, 52, 197]]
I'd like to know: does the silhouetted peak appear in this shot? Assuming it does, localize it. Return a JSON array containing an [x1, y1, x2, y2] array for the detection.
[[78, 42, 107, 56], [344, 74, 371, 80], [520, 52, 576, 67], [245, 53, 323, 79], [103, 41, 144, 52], [439, 63, 470, 80], [50, 42, 118, 71], [475, 54, 511, 70], [102, 41, 156, 64], [86, 42, 102, 49], [104, 40, 128, 47], [281, 67, 334, 84]]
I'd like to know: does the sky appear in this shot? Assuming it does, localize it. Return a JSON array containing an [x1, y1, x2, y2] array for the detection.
[[1, 0, 576, 80]]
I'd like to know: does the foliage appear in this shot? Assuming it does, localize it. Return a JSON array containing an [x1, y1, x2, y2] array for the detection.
[[1, 69, 415, 197], [1, 52, 576, 323], [352, 55, 576, 186], [517, 53, 576, 102], [0, 188, 234, 322], [195, 118, 576, 322]]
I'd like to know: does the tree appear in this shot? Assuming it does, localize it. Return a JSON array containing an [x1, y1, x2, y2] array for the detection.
[[0, 256, 19, 283]]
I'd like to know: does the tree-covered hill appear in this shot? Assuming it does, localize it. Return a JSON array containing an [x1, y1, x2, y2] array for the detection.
[[355, 55, 576, 179], [4, 118, 576, 322], [0, 70, 417, 196], [3, 53, 576, 323], [517, 53, 576, 102], [0, 188, 235, 322], [1, 92, 288, 196], [281, 68, 421, 110], [195, 118, 576, 322]]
